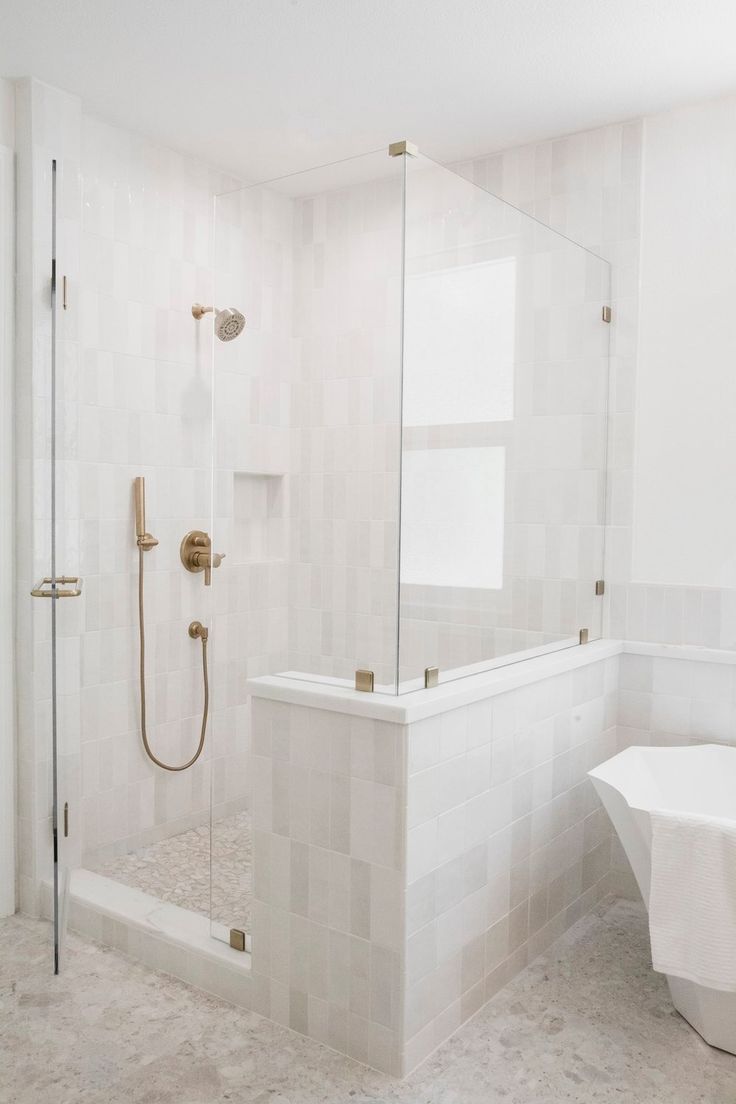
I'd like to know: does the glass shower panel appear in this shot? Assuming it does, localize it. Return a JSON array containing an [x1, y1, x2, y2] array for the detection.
[[282, 150, 406, 693], [399, 153, 611, 690], [212, 149, 406, 687], [209, 150, 406, 944]]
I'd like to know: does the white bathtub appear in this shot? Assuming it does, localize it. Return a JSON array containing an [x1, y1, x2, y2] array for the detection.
[[589, 743, 736, 1055]]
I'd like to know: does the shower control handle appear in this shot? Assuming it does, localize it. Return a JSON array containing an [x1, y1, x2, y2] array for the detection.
[[180, 530, 225, 586], [192, 548, 226, 586]]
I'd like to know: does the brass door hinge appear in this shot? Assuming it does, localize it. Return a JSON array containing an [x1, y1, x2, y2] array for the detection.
[[579, 628, 589, 645], [424, 666, 439, 689], [601, 305, 612, 323], [595, 579, 605, 596]]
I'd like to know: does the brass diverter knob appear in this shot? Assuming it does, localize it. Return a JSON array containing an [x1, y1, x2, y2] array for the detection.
[[180, 530, 226, 586]]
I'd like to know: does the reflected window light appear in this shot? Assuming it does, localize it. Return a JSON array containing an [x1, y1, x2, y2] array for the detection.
[[403, 258, 516, 427], [401, 446, 505, 589]]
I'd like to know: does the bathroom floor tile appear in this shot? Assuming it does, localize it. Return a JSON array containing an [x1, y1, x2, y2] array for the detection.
[[2, 897, 734, 1103]]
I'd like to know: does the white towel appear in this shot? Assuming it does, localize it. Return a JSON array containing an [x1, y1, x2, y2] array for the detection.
[[649, 809, 736, 992]]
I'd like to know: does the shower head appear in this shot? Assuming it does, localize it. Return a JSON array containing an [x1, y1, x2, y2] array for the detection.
[[213, 307, 246, 342], [191, 303, 246, 342]]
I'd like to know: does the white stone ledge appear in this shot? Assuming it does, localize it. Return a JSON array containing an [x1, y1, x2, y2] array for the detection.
[[249, 641, 736, 723], [247, 639, 624, 724], [621, 640, 736, 665]]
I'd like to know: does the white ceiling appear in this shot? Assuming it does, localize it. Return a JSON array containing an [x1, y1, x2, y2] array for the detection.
[[2, 0, 736, 183]]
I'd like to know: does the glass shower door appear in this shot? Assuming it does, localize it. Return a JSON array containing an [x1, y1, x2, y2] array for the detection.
[[33, 137, 227, 970], [32, 159, 83, 972]]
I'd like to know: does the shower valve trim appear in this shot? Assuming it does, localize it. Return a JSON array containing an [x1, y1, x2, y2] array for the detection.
[[180, 530, 226, 586]]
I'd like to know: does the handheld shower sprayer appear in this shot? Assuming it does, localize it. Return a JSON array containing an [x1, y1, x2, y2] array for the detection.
[[133, 476, 209, 772], [134, 476, 158, 551]]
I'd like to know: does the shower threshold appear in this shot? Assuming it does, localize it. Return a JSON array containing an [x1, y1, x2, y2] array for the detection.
[[42, 868, 253, 1002]]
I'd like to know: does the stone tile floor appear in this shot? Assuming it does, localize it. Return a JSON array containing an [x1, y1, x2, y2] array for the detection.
[[93, 810, 252, 932], [1, 898, 735, 1103]]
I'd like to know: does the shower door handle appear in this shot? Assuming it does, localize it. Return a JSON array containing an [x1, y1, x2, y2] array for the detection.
[[31, 576, 83, 598]]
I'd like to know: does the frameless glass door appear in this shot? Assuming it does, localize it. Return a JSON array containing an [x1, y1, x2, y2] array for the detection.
[[34, 135, 237, 970], [32, 159, 83, 972]]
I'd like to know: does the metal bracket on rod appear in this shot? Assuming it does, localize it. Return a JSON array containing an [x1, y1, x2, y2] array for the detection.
[[388, 139, 419, 157]]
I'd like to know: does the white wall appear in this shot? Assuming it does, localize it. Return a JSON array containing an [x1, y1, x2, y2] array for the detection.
[[633, 96, 736, 589], [0, 75, 15, 916]]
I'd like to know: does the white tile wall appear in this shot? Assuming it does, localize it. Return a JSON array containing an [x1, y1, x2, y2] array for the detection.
[[250, 650, 618, 1075], [402, 653, 618, 1071], [249, 697, 406, 1075], [250, 642, 736, 1073], [72, 113, 284, 871], [14, 83, 292, 919], [287, 163, 405, 689]]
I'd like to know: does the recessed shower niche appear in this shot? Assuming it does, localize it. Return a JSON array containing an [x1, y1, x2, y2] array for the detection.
[[232, 471, 286, 564]]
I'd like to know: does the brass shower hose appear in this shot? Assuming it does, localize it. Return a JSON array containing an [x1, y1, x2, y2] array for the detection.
[[138, 543, 209, 771]]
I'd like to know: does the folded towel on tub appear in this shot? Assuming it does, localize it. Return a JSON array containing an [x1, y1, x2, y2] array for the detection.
[[649, 809, 736, 991]]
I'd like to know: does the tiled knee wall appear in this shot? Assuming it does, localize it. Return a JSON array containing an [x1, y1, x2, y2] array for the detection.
[[249, 652, 619, 1076], [249, 698, 407, 1076], [403, 656, 618, 1070]]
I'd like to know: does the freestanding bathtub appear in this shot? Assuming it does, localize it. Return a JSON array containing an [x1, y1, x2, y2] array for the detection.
[[589, 743, 736, 1055]]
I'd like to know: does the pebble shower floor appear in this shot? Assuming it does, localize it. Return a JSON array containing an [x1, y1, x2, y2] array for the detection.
[[94, 810, 253, 933]]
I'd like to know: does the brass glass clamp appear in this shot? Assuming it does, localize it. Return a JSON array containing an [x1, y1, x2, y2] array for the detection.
[[180, 530, 225, 586]]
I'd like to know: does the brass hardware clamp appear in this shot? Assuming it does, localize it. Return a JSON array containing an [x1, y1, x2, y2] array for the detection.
[[31, 576, 82, 598]]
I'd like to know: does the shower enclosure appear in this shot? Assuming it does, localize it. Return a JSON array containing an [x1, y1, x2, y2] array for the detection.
[[26, 125, 609, 979], [213, 142, 610, 694]]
